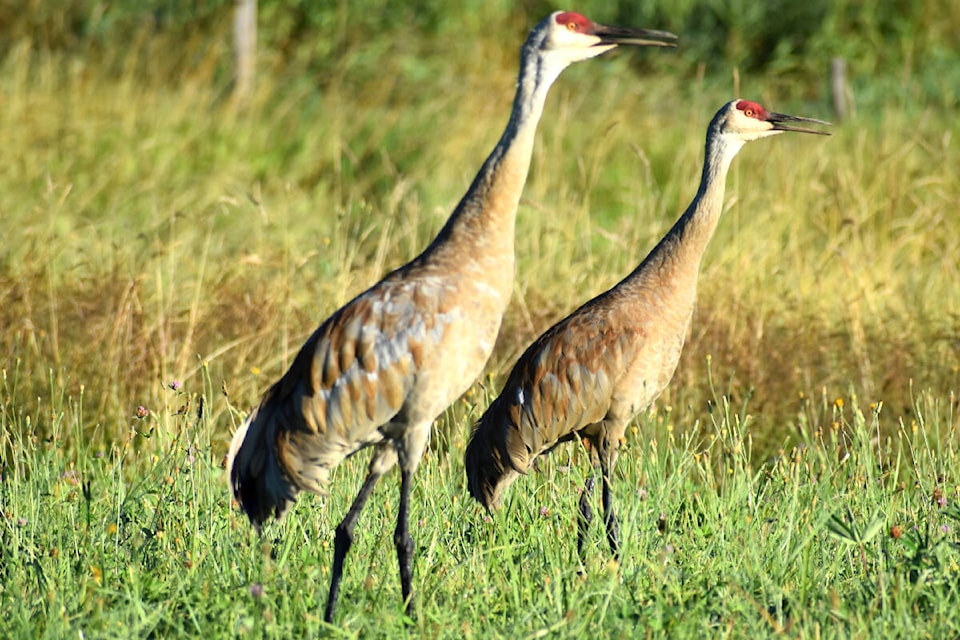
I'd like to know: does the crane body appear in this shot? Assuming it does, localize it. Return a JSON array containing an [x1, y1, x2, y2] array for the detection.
[[465, 99, 829, 558]]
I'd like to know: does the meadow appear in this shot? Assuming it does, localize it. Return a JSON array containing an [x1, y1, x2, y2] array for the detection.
[[1, 1, 959, 637]]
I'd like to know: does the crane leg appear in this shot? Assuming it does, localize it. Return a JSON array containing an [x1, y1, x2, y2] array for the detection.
[[325, 469, 381, 622], [391, 423, 429, 618], [599, 451, 620, 558], [576, 474, 596, 562], [324, 446, 395, 623], [394, 466, 415, 616]]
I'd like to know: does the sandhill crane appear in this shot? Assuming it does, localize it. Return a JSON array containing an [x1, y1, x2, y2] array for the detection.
[[227, 12, 676, 622], [465, 100, 829, 559]]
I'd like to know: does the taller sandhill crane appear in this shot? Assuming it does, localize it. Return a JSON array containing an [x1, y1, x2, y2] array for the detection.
[[465, 100, 829, 559], [227, 12, 676, 622]]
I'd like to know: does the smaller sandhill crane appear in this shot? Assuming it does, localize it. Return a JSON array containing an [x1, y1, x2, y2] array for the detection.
[[227, 12, 676, 622], [465, 100, 829, 558]]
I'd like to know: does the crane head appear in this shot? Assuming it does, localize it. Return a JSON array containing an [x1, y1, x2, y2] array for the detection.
[[532, 11, 677, 66], [721, 99, 832, 141]]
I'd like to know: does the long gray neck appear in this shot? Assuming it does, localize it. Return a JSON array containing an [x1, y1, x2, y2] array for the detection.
[[627, 118, 743, 284], [418, 37, 563, 270]]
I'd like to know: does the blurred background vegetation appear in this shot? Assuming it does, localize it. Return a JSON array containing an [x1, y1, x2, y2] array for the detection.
[[3, 0, 957, 107], [0, 0, 958, 456]]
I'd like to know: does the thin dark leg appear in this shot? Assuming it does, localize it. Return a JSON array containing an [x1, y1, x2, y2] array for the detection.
[[324, 469, 382, 623], [577, 475, 596, 562], [599, 454, 620, 558], [394, 467, 415, 616]]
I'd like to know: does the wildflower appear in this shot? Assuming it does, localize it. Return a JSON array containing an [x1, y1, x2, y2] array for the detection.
[[890, 525, 903, 539], [539, 506, 550, 517], [168, 380, 182, 391], [941, 524, 951, 534], [249, 583, 264, 599], [637, 487, 648, 501], [834, 397, 844, 409], [934, 487, 945, 507], [482, 515, 491, 524], [17, 517, 26, 527], [135, 406, 149, 419]]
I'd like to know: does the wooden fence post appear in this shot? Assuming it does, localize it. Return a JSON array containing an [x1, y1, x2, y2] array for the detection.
[[234, 0, 257, 104]]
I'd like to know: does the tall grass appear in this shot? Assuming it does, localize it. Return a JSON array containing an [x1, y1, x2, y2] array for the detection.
[[3, 35, 956, 449], [2, 367, 958, 636]]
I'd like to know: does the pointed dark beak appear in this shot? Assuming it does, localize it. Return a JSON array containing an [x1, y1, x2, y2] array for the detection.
[[592, 24, 678, 48], [767, 112, 832, 135]]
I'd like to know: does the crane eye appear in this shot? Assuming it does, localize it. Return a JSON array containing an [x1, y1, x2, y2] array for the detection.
[[566, 21, 578, 31], [744, 109, 754, 117]]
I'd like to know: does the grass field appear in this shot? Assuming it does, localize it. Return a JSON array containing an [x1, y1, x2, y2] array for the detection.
[[1, 3, 959, 637], [3, 373, 959, 637]]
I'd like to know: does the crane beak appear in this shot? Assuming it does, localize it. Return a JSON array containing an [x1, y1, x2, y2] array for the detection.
[[592, 24, 678, 48], [767, 112, 832, 135]]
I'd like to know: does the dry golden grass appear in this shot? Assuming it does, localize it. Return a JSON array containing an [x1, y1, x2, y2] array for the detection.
[[0, 29, 957, 457]]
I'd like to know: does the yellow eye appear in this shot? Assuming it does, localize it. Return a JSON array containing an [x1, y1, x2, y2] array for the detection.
[[744, 109, 754, 117], [567, 22, 577, 31]]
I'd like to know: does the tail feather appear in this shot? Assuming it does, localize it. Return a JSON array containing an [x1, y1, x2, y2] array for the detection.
[[464, 398, 527, 511], [227, 403, 300, 531]]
